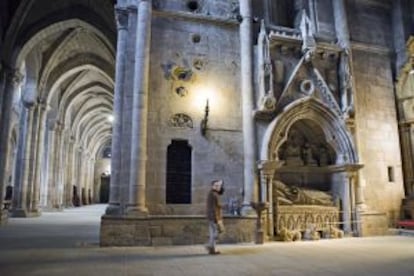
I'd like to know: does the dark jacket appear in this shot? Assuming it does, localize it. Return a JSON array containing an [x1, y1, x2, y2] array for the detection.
[[206, 189, 222, 222]]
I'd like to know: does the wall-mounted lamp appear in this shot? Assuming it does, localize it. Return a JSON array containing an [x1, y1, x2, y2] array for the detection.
[[200, 99, 209, 136]]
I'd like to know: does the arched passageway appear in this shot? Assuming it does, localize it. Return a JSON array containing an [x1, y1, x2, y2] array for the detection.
[[0, 0, 116, 218]]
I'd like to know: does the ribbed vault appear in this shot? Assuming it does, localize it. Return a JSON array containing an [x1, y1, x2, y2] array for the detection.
[[1, 0, 116, 212]]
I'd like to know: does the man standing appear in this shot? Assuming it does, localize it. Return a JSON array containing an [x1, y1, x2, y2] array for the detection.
[[206, 179, 224, 255]]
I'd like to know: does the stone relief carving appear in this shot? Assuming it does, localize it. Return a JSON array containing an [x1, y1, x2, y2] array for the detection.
[[193, 58, 206, 70], [175, 86, 188, 97], [278, 130, 333, 167], [299, 79, 314, 95], [171, 66, 193, 81], [312, 69, 342, 116], [161, 59, 195, 82], [169, 113, 193, 128]]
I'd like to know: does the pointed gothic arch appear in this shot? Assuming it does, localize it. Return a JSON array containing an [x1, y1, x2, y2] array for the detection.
[[261, 97, 358, 165]]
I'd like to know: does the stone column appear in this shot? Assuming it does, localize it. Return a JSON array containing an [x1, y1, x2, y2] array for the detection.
[[30, 103, 47, 212], [56, 125, 65, 208], [333, 171, 352, 235], [79, 149, 86, 205], [88, 158, 95, 204], [349, 171, 363, 236], [12, 103, 34, 217], [239, 0, 257, 214], [0, 69, 22, 223], [45, 123, 59, 209], [262, 173, 273, 238], [26, 103, 41, 214], [127, 0, 151, 216], [106, 6, 129, 215], [333, 0, 367, 220], [84, 155, 92, 205], [72, 145, 82, 206], [65, 137, 75, 206]]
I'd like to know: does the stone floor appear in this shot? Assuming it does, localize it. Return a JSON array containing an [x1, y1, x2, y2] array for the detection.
[[0, 204, 413, 276]]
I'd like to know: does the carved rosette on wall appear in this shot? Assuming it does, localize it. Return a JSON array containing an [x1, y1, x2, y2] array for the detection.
[[169, 113, 193, 129]]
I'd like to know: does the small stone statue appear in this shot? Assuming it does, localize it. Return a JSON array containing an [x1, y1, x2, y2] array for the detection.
[[285, 143, 304, 166], [257, 20, 276, 112], [303, 143, 317, 166], [319, 146, 329, 166]]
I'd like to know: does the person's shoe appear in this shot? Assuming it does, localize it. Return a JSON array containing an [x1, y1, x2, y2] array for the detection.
[[208, 248, 220, 255]]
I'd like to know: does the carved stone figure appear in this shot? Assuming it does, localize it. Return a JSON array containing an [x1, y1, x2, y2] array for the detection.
[[304, 224, 321, 240], [275, 181, 335, 206], [339, 49, 354, 116], [302, 143, 317, 166], [318, 146, 329, 166], [323, 225, 344, 239], [285, 143, 304, 166], [257, 20, 276, 112], [279, 227, 302, 242]]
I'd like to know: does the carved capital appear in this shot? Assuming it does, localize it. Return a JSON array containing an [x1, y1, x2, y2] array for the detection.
[[22, 100, 35, 109], [5, 69, 24, 86], [115, 8, 129, 30]]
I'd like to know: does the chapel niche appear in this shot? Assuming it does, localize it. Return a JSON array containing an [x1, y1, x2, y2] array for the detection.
[[275, 119, 336, 192]]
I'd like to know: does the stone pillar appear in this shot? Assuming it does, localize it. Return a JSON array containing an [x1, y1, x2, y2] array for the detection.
[[262, 173, 274, 238], [88, 158, 95, 204], [334, 1, 366, 223], [12, 104, 35, 217], [239, 0, 257, 214], [55, 125, 64, 208], [64, 136, 75, 206], [72, 145, 82, 206], [79, 149, 87, 205], [127, 0, 151, 216], [333, 171, 352, 235], [0, 69, 22, 223], [85, 156, 92, 205], [26, 103, 41, 214], [45, 123, 60, 209], [349, 172, 363, 236], [30, 103, 47, 213], [106, 6, 129, 215]]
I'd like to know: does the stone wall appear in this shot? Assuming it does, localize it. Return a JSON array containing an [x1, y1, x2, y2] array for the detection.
[[353, 49, 405, 231], [146, 13, 243, 216], [360, 211, 389, 236], [347, 0, 393, 48], [100, 215, 256, 246]]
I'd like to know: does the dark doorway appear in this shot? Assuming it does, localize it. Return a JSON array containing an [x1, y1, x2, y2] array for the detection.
[[100, 176, 110, 203], [166, 140, 192, 204]]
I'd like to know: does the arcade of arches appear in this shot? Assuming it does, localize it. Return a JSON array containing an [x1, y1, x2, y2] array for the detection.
[[1, 0, 414, 246], [0, 0, 116, 218]]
